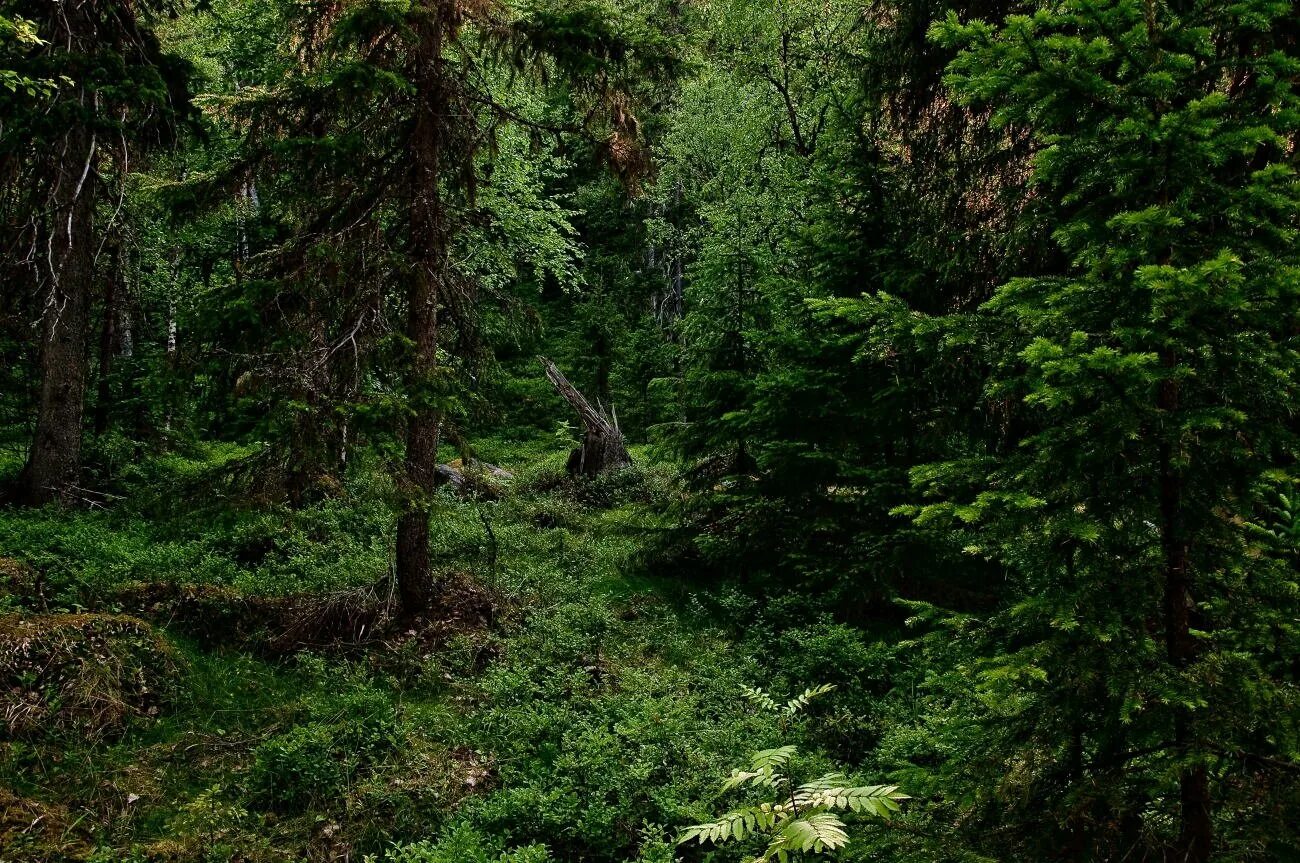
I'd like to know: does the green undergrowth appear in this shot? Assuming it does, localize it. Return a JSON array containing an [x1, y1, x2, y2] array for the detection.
[[0, 433, 897, 862]]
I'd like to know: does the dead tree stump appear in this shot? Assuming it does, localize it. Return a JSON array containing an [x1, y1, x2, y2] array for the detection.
[[539, 357, 632, 477]]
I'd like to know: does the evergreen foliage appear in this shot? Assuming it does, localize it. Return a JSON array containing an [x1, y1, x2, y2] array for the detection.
[[0, 0, 1296, 860]]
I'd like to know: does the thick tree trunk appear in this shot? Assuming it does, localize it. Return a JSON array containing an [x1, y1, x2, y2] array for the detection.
[[539, 357, 631, 477], [1158, 363, 1212, 863], [16, 127, 96, 506], [395, 1, 449, 615]]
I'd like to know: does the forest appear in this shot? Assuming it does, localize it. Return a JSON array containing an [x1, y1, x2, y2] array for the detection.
[[1, 0, 1298, 861]]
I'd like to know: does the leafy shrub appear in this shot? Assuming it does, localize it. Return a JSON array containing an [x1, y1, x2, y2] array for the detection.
[[81, 429, 144, 491], [320, 686, 404, 757], [757, 621, 904, 760], [248, 683, 403, 810], [160, 783, 270, 862], [679, 687, 907, 863], [366, 824, 551, 863], [679, 745, 907, 863], [456, 591, 778, 861], [248, 723, 349, 809]]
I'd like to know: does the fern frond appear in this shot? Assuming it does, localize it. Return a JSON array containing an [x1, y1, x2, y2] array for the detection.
[[680, 687, 908, 861], [678, 805, 785, 845], [722, 766, 783, 791], [795, 775, 909, 817], [782, 683, 837, 716], [740, 685, 779, 712], [750, 745, 797, 772], [777, 812, 850, 854], [756, 836, 792, 863]]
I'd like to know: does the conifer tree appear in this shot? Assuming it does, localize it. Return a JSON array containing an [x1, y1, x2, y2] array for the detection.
[[231, 0, 676, 612], [0, 0, 192, 504], [907, 1, 1300, 857], [656, 0, 1045, 600]]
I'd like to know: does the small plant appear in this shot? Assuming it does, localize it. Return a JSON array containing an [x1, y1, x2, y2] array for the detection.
[[679, 684, 907, 862], [168, 784, 254, 860], [553, 420, 581, 452], [1245, 486, 1300, 557], [365, 823, 551, 863], [248, 723, 348, 809], [740, 683, 836, 731], [247, 685, 403, 810]]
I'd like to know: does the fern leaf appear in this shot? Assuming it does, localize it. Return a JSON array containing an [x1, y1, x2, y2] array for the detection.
[[795, 776, 909, 817], [678, 807, 767, 846], [779, 812, 849, 853], [740, 685, 779, 712], [750, 745, 797, 772], [782, 683, 837, 716], [722, 766, 781, 791], [756, 836, 791, 863]]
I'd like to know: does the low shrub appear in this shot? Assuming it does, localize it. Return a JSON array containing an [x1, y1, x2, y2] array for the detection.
[[247, 684, 403, 811], [366, 824, 551, 863], [247, 723, 350, 809]]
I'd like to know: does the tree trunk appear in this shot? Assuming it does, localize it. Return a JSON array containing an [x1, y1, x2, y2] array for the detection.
[[16, 126, 96, 506], [1158, 362, 1212, 863], [539, 357, 631, 477], [286, 295, 333, 507], [395, 1, 450, 615]]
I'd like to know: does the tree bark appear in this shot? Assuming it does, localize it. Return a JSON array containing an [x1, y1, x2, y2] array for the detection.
[[16, 126, 96, 506], [539, 357, 631, 477], [395, 0, 450, 615]]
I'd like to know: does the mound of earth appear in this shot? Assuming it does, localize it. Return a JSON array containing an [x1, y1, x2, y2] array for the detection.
[[113, 571, 496, 657], [1, 613, 182, 740]]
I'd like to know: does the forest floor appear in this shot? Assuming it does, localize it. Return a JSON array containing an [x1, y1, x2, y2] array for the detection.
[[0, 434, 871, 863]]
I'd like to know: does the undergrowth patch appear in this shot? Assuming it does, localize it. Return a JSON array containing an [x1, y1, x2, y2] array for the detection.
[[0, 436, 812, 862]]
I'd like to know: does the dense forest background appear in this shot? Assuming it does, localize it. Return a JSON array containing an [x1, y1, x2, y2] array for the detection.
[[1, 0, 1299, 861]]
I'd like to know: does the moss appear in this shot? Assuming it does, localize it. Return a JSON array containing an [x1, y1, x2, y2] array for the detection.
[[0, 785, 91, 861], [0, 434, 770, 862], [0, 613, 182, 740], [0, 556, 30, 581]]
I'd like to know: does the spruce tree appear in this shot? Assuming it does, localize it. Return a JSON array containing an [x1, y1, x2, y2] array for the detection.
[[229, 0, 676, 612], [0, 0, 192, 504], [908, 0, 1300, 857]]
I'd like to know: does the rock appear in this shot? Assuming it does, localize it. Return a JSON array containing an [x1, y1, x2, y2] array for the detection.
[[436, 459, 513, 499]]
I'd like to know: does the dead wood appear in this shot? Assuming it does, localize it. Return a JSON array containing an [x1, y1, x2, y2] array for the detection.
[[538, 357, 631, 477]]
